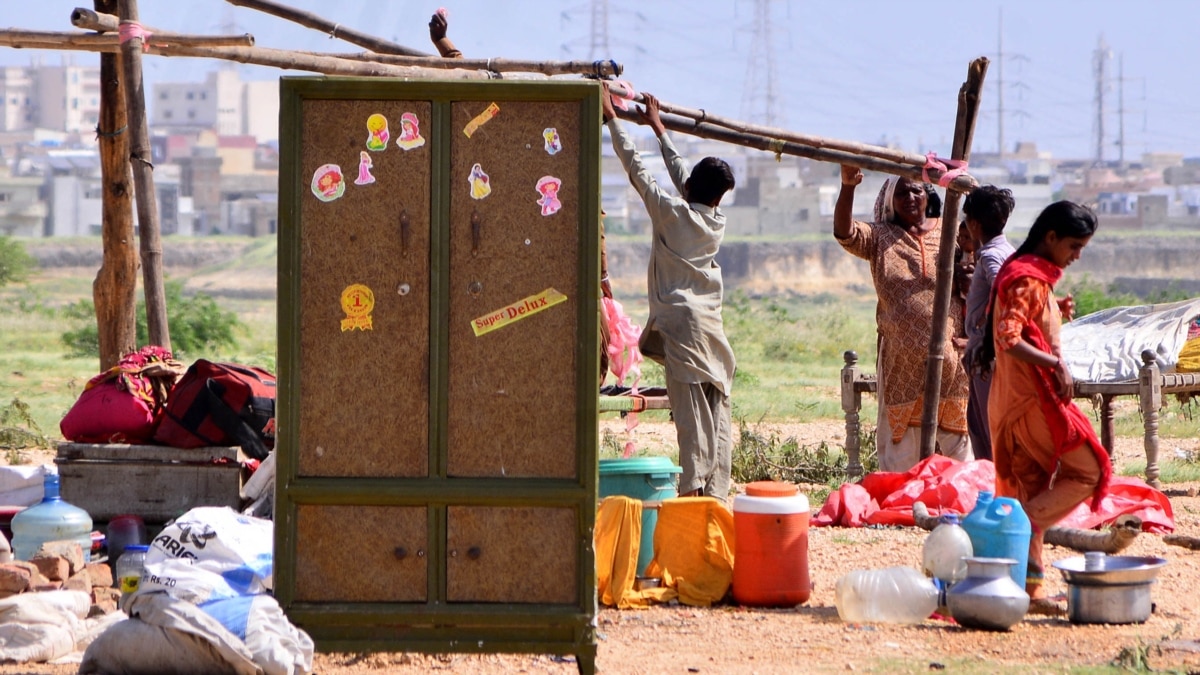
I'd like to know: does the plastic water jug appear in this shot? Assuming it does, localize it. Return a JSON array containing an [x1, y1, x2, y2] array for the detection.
[[922, 513, 973, 584], [834, 566, 938, 624], [10, 473, 94, 563], [961, 491, 1031, 589], [732, 481, 810, 607]]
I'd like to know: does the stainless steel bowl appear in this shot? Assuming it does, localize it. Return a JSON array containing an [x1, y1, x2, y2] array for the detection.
[[1052, 555, 1167, 624]]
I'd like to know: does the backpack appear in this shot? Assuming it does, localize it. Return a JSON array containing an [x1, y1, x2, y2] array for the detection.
[[60, 345, 184, 445], [153, 360, 276, 460]]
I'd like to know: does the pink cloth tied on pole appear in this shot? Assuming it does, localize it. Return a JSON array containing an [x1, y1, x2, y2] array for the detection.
[[602, 296, 645, 457], [118, 21, 153, 52], [608, 80, 637, 112], [922, 152, 969, 188]]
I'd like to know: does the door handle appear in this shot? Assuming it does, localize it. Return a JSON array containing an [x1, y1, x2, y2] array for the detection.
[[399, 208, 411, 258], [471, 209, 482, 257]]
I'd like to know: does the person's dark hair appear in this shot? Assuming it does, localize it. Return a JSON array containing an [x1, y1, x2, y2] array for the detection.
[[963, 185, 1015, 239], [976, 200, 1098, 369], [924, 184, 942, 218], [686, 157, 736, 206]]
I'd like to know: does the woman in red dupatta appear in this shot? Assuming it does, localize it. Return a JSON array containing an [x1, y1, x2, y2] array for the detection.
[[978, 201, 1110, 614], [979, 196, 1108, 612]]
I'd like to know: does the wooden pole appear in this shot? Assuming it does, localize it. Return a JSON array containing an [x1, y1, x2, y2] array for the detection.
[[283, 50, 623, 77], [70, 9, 255, 45], [118, 0, 170, 351], [605, 81, 960, 189], [225, 0, 431, 57], [616, 108, 980, 193], [91, 0, 137, 370], [0, 31, 494, 80], [919, 57, 989, 459]]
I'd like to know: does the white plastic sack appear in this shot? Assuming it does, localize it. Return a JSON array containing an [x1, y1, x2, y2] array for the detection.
[[80, 593, 261, 675], [143, 507, 273, 603], [201, 595, 314, 675], [1062, 297, 1200, 382], [0, 590, 90, 663], [0, 464, 53, 507]]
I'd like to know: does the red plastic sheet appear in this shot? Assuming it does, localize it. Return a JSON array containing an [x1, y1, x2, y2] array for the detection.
[[813, 456, 1174, 533]]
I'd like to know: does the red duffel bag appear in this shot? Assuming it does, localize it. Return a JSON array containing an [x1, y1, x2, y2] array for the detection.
[[153, 360, 276, 460], [60, 346, 182, 445]]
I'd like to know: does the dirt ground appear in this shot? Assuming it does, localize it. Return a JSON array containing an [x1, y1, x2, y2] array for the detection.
[[3, 421, 1200, 674]]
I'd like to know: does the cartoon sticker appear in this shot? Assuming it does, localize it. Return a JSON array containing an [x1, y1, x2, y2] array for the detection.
[[311, 164, 345, 202], [468, 163, 492, 200], [354, 151, 375, 186], [340, 284, 375, 331], [396, 112, 425, 151], [463, 102, 500, 138], [543, 127, 562, 155], [471, 288, 568, 337], [366, 113, 390, 151], [535, 175, 562, 216]]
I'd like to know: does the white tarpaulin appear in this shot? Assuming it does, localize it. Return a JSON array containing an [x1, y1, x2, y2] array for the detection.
[[1061, 297, 1200, 383]]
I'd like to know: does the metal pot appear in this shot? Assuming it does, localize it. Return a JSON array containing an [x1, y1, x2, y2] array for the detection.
[[945, 557, 1030, 631], [1052, 555, 1166, 624]]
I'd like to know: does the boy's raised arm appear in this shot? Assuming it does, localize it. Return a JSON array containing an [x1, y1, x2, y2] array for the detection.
[[603, 83, 670, 223], [638, 93, 689, 196]]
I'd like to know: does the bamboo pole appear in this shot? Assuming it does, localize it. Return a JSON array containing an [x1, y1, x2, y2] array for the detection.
[[605, 81, 959, 189], [91, 0, 138, 371], [0, 31, 495, 80], [225, 0, 431, 57], [615, 108, 979, 193], [70, 8, 255, 46], [118, 0, 170, 351], [283, 50, 623, 77], [919, 57, 989, 460]]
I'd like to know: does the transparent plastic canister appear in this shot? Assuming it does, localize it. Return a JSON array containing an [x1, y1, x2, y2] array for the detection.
[[922, 513, 974, 584], [834, 566, 939, 624], [10, 473, 94, 562], [116, 544, 149, 596]]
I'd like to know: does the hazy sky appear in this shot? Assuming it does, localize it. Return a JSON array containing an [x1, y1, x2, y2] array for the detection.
[[7, 1, 1200, 161]]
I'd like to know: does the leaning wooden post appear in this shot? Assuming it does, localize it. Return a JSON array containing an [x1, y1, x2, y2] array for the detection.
[[118, 0, 170, 350], [841, 350, 864, 479], [919, 57, 989, 459], [91, 0, 138, 370]]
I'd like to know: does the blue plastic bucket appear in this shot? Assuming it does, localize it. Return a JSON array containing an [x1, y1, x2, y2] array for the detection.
[[962, 491, 1032, 589], [599, 457, 681, 575]]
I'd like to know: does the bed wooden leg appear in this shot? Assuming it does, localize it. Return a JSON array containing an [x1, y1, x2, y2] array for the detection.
[[1139, 350, 1162, 487], [842, 351, 864, 480]]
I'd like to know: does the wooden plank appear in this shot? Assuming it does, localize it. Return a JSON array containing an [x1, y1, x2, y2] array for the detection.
[[57, 461, 243, 522], [56, 442, 240, 463]]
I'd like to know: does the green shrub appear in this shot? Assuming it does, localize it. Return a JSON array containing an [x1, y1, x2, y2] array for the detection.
[[0, 236, 34, 287], [0, 398, 50, 451], [1066, 277, 1195, 319], [61, 279, 244, 358]]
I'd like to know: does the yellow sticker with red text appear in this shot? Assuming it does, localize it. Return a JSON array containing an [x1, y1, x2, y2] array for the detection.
[[340, 284, 374, 331], [463, 102, 500, 138], [471, 288, 567, 337]]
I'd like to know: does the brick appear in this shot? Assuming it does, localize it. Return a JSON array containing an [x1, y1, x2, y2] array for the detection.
[[63, 571, 91, 593], [85, 562, 113, 589], [31, 580, 62, 592], [28, 555, 69, 582], [0, 565, 30, 594], [34, 542, 84, 575], [90, 586, 121, 606]]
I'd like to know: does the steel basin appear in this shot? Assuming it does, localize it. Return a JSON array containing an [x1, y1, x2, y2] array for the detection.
[[1052, 555, 1166, 624]]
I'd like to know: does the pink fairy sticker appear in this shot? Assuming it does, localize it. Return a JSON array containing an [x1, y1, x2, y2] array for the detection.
[[535, 175, 562, 216], [396, 112, 426, 151], [311, 164, 345, 202], [468, 163, 492, 200], [365, 113, 389, 151], [543, 127, 562, 155], [354, 151, 375, 186]]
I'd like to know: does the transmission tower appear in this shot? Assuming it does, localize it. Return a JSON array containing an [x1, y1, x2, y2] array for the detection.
[[1092, 35, 1112, 165], [588, 0, 611, 60], [740, 0, 781, 127]]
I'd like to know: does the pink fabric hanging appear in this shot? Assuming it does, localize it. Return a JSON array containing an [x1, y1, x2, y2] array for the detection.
[[602, 297, 645, 458]]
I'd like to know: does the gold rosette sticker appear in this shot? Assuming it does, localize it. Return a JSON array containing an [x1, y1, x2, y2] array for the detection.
[[471, 288, 567, 337], [340, 284, 375, 331]]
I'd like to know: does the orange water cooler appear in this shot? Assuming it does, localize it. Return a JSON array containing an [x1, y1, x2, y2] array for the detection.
[[732, 481, 811, 607]]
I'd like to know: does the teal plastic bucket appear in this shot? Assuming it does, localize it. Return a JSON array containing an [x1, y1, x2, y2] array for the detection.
[[962, 491, 1032, 589], [599, 457, 681, 575]]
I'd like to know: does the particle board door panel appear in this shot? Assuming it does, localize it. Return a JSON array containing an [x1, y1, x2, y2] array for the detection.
[[446, 100, 581, 479], [445, 505, 578, 604], [293, 504, 428, 603], [296, 99, 432, 479]]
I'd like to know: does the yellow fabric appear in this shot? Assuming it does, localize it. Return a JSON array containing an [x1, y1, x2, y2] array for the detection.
[[594, 496, 653, 609], [1178, 337, 1200, 373], [643, 497, 736, 607]]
